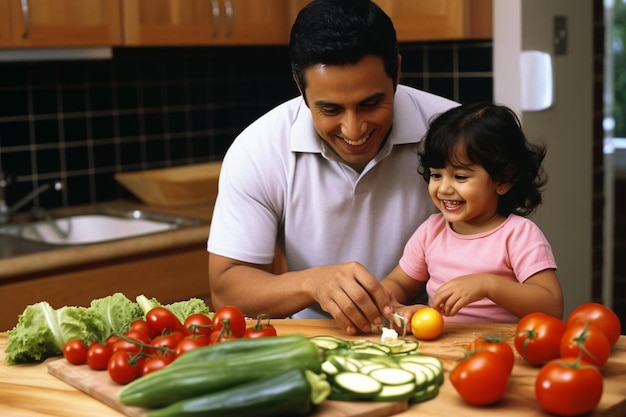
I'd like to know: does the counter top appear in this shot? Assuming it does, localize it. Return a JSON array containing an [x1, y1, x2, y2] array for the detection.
[[1, 320, 625, 417], [0, 200, 212, 280]]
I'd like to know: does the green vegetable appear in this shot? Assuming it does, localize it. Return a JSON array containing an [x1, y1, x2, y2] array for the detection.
[[146, 368, 329, 417], [136, 295, 210, 323], [119, 335, 322, 408], [89, 292, 144, 336], [5, 301, 106, 364]]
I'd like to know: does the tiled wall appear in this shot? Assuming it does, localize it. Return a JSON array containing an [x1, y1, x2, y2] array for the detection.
[[0, 40, 492, 214]]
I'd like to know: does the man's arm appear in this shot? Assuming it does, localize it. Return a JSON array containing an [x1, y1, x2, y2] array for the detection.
[[209, 253, 394, 335]]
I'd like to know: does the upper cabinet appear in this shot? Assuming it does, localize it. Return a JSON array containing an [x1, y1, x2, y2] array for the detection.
[[0, 0, 122, 47], [375, 0, 492, 41], [122, 0, 291, 46]]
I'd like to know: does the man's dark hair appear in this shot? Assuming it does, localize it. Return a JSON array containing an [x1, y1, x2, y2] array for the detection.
[[289, 0, 399, 93]]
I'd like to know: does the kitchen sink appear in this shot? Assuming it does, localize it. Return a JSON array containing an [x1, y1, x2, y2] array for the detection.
[[0, 207, 204, 246]]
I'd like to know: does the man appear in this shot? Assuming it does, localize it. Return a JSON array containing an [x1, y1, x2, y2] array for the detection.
[[208, 0, 457, 334]]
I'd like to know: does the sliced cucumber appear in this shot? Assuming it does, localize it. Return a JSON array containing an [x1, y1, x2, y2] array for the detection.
[[369, 367, 415, 386], [397, 361, 433, 390], [334, 372, 383, 399], [410, 383, 439, 404], [310, 335, 347, 351], [374, 382, 416, 402]]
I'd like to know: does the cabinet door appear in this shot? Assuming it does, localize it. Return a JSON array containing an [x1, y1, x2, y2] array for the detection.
[[373, 0, 492, 41], [4, 0, 122, 47], [123, 0, 290, 46]]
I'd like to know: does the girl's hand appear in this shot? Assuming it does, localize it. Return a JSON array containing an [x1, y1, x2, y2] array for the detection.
[[432, 274, 490, 316]]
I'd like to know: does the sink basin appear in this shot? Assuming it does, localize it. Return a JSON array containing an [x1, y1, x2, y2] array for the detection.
[[0, 208, 204, 246]]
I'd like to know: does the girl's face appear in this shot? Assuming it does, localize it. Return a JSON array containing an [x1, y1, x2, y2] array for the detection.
[[427, 155, 511, 235]]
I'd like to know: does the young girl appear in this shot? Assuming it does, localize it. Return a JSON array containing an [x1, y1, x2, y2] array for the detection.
[[382, 102, 563, 323]]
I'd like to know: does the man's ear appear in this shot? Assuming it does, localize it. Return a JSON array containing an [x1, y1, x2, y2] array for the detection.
[[292, 72, 308, 106], [395, 54, 402, 87]]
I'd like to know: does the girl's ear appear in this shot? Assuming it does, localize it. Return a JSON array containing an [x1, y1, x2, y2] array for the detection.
[[496, 182, 513, 195]]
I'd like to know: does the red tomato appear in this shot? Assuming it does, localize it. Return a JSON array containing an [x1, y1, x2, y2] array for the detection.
[[560, 322, 611, 367], [129, 319, 153, 337], [566, 302, 621, 346], [63, 339, 88, 365], [175, 335, 210, 357], [535, 357, 603, 416], [146, 306, 185, 335], [183, 313, 213, 336], [112, 330, 151, 355], [450, 350, 510, 405], [514, 312, 566, 365], [108, 351, 142, 385], [212, 305, 246, 338], [86, 342, 112, 371], [141, 354, 174, 376], [243, 314, 278, 338], [467, 335, 515, 375], [150, 331, 185, 355], [209, 326, 239, 344]]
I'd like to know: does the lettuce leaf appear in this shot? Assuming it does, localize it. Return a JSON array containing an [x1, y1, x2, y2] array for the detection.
[[5, 301, 106, 364], [90, 293, 143, 337], [136, 295, 211, 322]]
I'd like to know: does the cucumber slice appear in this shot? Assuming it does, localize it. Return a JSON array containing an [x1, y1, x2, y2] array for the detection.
[[398, 362, 431, 390], [359, 363, 386, 374], [334, 372, 383, 398], [410, 383, 439, 404], [369, 368, 416, 386], [388, 340, 419, 354], [310, 336, 347, 351], [374, 382, 417, 402]]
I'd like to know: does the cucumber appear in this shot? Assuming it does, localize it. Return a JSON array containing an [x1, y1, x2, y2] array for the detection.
[[369, 368, 415, 386], [374, 382, 417, 402], [333, 372, 383, 399]]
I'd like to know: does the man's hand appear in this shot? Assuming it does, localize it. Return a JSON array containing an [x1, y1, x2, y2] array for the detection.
[[312, 262, 393, 335]]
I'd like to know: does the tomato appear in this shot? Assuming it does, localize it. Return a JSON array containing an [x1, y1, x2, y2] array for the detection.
[[467, 335, 515, 374], [108, 350, 142, 385], [244, 314, 278, 338], [150, 331, 185, 354], [141, 354, 174, 376], [145, 306, 185, 336], [560, 321, 611, 367], [209, 326, 239, 344], [112, 330, 151, 355], [514, 312, 566, 365], [86, 342, 113, 371], [410, 307, 444, 340], [212, 305, 247, 338], [450, 350, 510, 405], [566, 302, 622, 346], [129, 319, 152, 337], [63, 339, 88, 365], [183, 313, 213, 336], [535, 357, 603, 416], [175, 335, 211, 356]]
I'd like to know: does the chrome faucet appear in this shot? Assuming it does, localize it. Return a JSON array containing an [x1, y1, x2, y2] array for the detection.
[[0, 172, 63, 224]]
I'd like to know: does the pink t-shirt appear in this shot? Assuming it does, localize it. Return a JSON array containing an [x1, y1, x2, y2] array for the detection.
[[399, 214, 557, 323]]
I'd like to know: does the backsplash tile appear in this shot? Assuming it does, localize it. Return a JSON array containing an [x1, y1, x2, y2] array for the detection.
[[0, 40, 492, 214]]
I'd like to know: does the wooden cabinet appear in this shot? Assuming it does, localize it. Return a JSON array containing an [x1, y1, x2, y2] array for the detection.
[[0, 0, 122, 47], [0, 245, 210, 331], [376, 0, 492, 41], [122, 0, 291, 46]]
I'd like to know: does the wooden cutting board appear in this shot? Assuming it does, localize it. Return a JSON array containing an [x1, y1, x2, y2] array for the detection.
[[47, 359, 408, 417]]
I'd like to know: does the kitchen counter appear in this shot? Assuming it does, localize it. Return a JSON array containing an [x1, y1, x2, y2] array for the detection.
[[1, 320, 625, 417], [0, 200, 212, 278]]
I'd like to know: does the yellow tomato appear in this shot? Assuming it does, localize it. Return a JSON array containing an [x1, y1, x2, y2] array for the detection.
[[411, 307, 444, 340]]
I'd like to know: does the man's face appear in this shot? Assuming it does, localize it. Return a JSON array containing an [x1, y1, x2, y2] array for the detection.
[[302, 55, 397, 172]]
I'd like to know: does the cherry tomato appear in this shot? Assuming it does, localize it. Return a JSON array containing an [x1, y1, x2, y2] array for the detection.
[[141, 354, 174, 376], [183, 313, 213, 336], [535, 357, 603, 416], [150, 331, 185, 355], [243, 314, 277, 338], [63, 339, 88, 365], [467, 335, 515, 375], [129, 319, 153, 337], [209, 325, 239, 344], [112, 330, 151, 355], [175, 335, 211, 356], [108, 350, 142, 385], [566, 302, 621, 346], [410, 307, 444, 340], [514, 312, 566, 365], [86, 342, 112, 371], [146, 306, 185, 336], [450, 350, 510, 405], [212, 305, 246, 338], [560, 321, 611, 367]]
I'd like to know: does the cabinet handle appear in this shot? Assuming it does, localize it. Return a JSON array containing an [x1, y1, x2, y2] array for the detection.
[[211, 0, 220, 37], [19, 0, 30, 38], [224, 0, 233, 37]]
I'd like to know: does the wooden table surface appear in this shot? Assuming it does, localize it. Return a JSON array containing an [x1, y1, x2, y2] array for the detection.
[[1, 319, 625, 417]]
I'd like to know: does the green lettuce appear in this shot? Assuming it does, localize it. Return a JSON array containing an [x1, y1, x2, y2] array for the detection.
[[5, 301, 106, 364], [136, 295, 211, 322], [90, 292, 143, 336]]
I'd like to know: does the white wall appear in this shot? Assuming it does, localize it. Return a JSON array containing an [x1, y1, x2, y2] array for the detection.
[[494, 0, 594, 317]]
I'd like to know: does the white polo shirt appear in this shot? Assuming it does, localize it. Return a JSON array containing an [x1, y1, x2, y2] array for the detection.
[[208, 85, 457, 318]]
